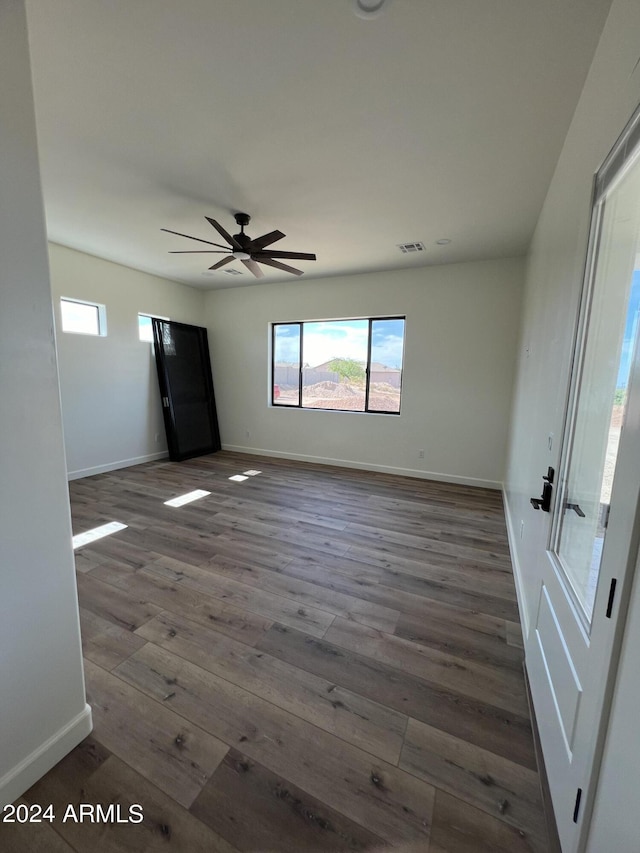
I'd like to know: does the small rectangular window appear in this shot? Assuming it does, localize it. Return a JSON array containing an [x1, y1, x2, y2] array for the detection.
[[60, 298, 106, 336], [138, 313, 169, 342], [272, 316, 405, 414]]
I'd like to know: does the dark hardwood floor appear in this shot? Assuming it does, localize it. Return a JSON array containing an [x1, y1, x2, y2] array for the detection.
[[2, 452, 551, 852]]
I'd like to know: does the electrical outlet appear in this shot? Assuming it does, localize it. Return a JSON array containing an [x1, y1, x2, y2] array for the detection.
[[418, 449, 425, 458], [154, 433, 160, 443], [245, 429, 251, 439]]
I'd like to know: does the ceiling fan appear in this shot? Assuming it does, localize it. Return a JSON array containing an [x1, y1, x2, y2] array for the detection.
[[162, 212, 317, 278]]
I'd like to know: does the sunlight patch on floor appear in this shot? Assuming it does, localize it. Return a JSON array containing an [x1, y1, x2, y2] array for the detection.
[[164, 489, 211, 507], [72, 521, 127, 549]]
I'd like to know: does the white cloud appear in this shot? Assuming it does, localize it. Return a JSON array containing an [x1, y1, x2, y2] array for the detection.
[[371, 333, 404, 368], [303, 321, 368, 366]]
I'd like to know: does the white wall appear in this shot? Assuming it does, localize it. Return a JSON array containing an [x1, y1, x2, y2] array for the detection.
[[0, 0, 91, 806], [503, 0, 640, 847], [49, 243, 206, 478], [204, 258, 523, 488]]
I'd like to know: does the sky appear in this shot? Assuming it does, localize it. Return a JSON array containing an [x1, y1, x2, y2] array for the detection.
[[617, 269, 640, 388], [274, 318, 405, 368]]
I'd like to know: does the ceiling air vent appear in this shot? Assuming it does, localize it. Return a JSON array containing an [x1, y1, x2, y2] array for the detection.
[[397, 241, 425, 254], [223, 268, 243, 275]]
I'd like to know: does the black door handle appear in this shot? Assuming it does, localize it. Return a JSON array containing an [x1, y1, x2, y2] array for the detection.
[[530, 467, 554, 513], [566, 502, 585, 517]]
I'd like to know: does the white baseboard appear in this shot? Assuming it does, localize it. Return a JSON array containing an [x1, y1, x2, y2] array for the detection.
[[222, 444, 502, 490], [68, 451, 169, 481], [0, 704, 93, 807], [502, 484, 530, 640]]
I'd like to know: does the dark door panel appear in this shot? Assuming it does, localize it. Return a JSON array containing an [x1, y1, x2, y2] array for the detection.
[[152, 319, 221, 461]]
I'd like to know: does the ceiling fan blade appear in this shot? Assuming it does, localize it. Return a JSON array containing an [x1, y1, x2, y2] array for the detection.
[[205, 217, 242, 251], [248, 230, 286, 251], [169, 250, 229, 254], [242, 258, 264, 278], [257, 257, 304, 276], [161, 228, 229, 249], [253, 250, 316, 261], [208, 256, 235, 271]]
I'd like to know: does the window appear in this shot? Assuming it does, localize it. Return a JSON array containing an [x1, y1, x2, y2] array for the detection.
[[60, 298, 106, 336], [272, 317, 405, 414], [138, 313, 169, 342]]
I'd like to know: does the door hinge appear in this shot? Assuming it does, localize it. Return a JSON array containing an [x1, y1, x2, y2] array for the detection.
[[573, 787, 582, 823], [606, 578, 617, 618]]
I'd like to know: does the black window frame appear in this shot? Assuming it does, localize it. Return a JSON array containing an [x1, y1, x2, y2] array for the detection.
[[271, 316, 405, 415]]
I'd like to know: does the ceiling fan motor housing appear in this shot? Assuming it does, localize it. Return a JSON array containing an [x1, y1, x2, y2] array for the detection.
[[234, 231, 252, 248]]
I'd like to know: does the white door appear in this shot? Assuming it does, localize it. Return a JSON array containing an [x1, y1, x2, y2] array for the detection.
[[527, 112, 640, 853]]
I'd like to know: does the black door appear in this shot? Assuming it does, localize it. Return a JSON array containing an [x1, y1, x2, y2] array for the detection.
[[152, 319, 221, 461]]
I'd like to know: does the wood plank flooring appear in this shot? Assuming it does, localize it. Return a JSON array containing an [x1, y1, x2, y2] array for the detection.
[[2, 452, 551, 852]]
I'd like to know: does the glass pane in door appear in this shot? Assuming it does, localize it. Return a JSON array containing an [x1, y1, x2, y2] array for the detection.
[[555, 152, 640, 622]]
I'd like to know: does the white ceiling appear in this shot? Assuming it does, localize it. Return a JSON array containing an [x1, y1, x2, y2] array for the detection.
[[25, 0, 612, 290]]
